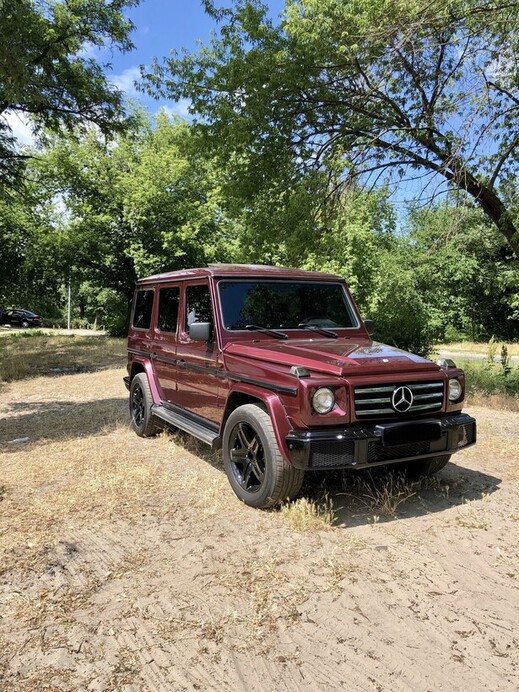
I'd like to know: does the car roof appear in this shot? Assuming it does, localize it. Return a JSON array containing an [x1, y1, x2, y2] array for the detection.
[[137, 264, 344, 285]]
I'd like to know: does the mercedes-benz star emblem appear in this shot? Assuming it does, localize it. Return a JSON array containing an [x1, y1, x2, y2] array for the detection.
[[392, 386, 414, 413]]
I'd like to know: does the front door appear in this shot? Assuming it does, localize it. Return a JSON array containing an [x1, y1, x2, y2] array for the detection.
[[175, 281, 221, 424], [152, 284, 181, 404]]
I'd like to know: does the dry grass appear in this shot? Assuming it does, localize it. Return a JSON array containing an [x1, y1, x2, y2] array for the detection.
[[436, 341, 519, 356], [278, 494, 336, 531], [0, 333, 125, 382], [466, 392, 519, 412], [340, 469, 418, 519], [455, 498, 489, 530]]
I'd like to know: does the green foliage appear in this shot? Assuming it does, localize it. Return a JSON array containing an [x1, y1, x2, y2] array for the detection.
[[14, 111, 241, 332], [406, 201, 519, 342], [0, 187, 66, 315], [302, 187, 396, 309], [147, 0, 519, 256], [0, 0, 139, 190], [368, 258, 436, 357]]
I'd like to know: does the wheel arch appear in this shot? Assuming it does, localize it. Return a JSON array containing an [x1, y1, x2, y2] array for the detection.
[[128, 358, 161, 405], [221, 385, 293, 464]]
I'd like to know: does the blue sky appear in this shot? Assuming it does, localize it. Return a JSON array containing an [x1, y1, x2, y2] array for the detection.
[[7, 1, 286, 143], [109, 0, 286, 115]]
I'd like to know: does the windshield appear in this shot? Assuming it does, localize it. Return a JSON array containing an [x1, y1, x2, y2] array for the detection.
[[218, 281, 358, 331]]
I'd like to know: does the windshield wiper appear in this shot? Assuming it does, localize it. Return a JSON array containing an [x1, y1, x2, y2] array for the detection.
[[245, 324, 288, 340], [298, 323, 338, 338]]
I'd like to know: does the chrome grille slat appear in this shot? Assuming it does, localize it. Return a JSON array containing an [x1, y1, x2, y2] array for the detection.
[[355, 385, 398, 394], [354, 380, 444, 418], [413, 392, 443, 401]]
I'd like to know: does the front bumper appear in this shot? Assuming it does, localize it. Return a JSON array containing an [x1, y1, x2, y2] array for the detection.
[[286, 413, 476, 470]]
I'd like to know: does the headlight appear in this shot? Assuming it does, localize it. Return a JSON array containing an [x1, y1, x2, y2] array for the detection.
[[448, 378, 462, 402], [312, 387, 335, 414]]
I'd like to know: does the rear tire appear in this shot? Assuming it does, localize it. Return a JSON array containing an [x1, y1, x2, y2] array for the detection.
[[129, 373, 160, 437], [223, 404, 304, 509], [402, 455, 451, 478]]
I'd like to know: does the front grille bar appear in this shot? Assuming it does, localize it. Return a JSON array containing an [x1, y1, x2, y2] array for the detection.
[[354, 381, 444, 418]]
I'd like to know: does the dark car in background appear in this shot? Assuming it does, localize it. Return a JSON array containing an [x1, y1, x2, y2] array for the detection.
[[0, 308, 42, 328]]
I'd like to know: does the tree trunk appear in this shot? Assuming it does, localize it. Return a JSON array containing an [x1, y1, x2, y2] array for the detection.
[[451, 166, 519, 258]]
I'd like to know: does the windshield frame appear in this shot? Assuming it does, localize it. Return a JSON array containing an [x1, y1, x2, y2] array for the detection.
[[216, 278, 361, 336]]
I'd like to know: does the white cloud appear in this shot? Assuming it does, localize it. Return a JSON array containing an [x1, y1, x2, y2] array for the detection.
[[158, 100, 193, 120], [78, 41, 105, 61], [2, 111, 36, 146], [110, 66, 142, 97]]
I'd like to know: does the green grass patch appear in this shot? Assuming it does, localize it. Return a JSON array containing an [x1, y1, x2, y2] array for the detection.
[[0, 334, 126, 382], [460, 359, 519, 397]]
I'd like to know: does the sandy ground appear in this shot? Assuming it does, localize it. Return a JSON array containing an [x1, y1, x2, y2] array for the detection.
[[0, 367, 518, 691]]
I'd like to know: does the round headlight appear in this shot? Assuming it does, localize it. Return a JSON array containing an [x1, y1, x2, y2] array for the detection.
[[448, 378, 462, 402], [312, 387, 335, 414]]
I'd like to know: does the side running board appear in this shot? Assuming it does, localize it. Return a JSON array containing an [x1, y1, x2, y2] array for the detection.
[[151, 404, 221, 449]]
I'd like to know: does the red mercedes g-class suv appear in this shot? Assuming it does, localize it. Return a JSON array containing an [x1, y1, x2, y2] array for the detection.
[[125, 264, 476, 508]]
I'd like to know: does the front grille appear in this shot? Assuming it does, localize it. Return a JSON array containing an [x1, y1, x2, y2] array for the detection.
[[354, 381, 444, 418]]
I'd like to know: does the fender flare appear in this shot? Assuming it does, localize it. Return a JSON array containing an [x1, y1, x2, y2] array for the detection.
[[129, 358, 161, 406]]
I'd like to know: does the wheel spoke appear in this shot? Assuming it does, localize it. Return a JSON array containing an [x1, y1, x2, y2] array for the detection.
[[249, 436, 261, 456], [229, 422, 266, 493], [236, 423, 251, 450], [132, 387, 144, 425], [250, 456, 265, 483], [230, 447, 248, 463], [241, 460, 254, 489]]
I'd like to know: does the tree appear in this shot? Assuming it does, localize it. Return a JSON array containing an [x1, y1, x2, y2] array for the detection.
[[0, 0, 139, 190], [25, 112, 239, 331], [146, 0, 519, 257], [407, 200, 519, 341]]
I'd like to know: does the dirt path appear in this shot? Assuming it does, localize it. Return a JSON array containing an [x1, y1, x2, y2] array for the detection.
[[0, 368, 518, 691]]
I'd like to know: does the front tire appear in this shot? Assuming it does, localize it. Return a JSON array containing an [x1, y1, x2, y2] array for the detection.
[[129, 373, 160, 437], [403, 455, 451, 478], [223, 404, 304, 509]]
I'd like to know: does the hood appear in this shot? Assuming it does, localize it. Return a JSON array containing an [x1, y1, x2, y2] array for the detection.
[[224, 338, 439, 377]]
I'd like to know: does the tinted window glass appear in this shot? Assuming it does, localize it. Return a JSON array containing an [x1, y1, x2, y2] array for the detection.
[[218, 281, 357, 330], [185, 284, 213, 329], [158, 287, 180, 333], [133, 289, 154, 329]]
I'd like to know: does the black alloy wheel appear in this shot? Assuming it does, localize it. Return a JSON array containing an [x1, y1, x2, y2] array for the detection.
[[129, 373, 160, 437], [228, 421, 267, 494], [222, 404, 304, 509]]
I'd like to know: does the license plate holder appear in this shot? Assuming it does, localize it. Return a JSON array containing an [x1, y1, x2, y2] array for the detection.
[[375, 421, 442, 447]]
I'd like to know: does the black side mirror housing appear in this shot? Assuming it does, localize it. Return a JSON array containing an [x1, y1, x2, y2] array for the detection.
[[189, 321, 212, 342], [363, 319, 375, 336]]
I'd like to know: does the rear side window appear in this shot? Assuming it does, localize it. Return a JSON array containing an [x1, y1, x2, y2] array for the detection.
[[158, 287, 180, 333], [133, 289, 154, 330], [185, 284, 213, 329]]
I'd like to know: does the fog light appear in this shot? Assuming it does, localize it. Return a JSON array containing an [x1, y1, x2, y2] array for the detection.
[[312, 387, 335, 414], [448, 378, 462, 402]]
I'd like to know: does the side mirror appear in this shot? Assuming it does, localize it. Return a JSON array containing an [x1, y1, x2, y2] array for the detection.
[[363, 319, 375, 336], [189, 321, 212, 342]]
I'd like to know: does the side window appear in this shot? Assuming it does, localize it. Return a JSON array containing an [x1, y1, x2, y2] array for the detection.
[[133, 289, 154, 330], [185, 284, 213, 330], [158, 287, 180, 333]]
